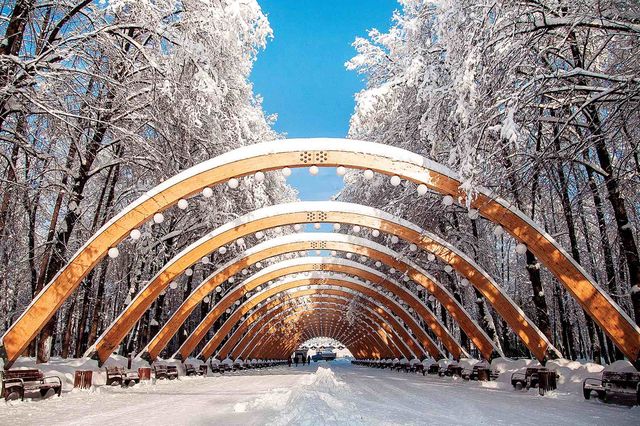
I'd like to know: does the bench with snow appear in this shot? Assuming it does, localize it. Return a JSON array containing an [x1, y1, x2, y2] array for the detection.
[[462, 365, 499, 381], [1, 369, 62, 401], [153, 364, 179, 380], [409, 360, 423, 374], [511, 367, 558, 395], [184, 364, 208, 376], [583, 371, 640, 405], [439, 364, 463, 377], [105, 366, 140, 387]]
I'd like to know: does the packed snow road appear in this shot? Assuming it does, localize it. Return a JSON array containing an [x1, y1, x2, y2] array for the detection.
[[0, 361, 637, 425]]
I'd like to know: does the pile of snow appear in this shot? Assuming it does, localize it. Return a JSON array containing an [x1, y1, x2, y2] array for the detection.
[[422, 358, 436, 368], [603, 360, 637, 373], [437, 358, 455, 368], [546, 358, 604, 393], [458, 358, 480, 370]]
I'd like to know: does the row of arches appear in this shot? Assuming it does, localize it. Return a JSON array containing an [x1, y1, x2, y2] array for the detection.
[[1, 139, 638, 368]]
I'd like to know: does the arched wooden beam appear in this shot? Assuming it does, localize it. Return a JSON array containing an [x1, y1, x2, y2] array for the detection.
[[248, 312, 397, 359], [240, 307, 405, 361], [246, 308, 404, 360], [250, 304, 389, 359], [3, 139, 637, 366], [145, 253, 470, 362], [187, 278, 447, 361], [219, 294, 406, 359], [101, 202, 503, 365], [236, 300, 417, 360], [217, 294, 422, 360]]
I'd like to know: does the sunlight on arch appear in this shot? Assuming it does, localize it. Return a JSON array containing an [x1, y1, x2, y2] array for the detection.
[[295, 337, 353, 361]]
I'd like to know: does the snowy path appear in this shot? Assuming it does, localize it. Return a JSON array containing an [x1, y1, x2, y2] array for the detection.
[[1, 362, 637, 425]]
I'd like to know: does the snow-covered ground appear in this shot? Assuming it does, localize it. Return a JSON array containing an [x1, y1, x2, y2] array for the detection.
[[1, 359, 637, 425]]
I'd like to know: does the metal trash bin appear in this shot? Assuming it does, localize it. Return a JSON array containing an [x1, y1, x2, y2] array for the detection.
[[477, 368, 490, 381], [74, 370, 93, 389], [537, 369, 558, 395], [138, 367, 152, 381]]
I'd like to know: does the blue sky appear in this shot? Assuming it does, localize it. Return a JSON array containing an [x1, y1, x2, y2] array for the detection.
[[251, 0, 397, 202]]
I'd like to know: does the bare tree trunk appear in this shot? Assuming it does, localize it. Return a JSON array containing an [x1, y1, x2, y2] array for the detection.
[[566, 30, 640, 325]]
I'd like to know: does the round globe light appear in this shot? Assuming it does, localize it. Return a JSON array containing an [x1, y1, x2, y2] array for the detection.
[[372, 229, 380, 237], [314, 223, 321, 229], [333, 223, 341, 231], [294, 224, 302, 231], [169, 281, 178, 290], [363, 169, 374, 180], [443, 195, 454, 206], [226, 309, 231, 314], [331, 250, 337, 256], [282, 167, 292, 177], [336, 166, 346, 176], [309, 165, 320, 175], [468, 208, 479, 220], [516, 243, 528, 255], [417, 184, 428, 196], [227, 178, 239, 189], [201, 256, 209, 264], [389, 268, 396, 274], [218, 246, 227, 254], [460, 278, 469, 287], [409, 244, 417, 252], [375, 261, 382, 268], [255, 231, 264, 239], [256, 262, 262, 269], [428, 253, 436, 261], [228, 276, 235, 283], [177, 199, 189, 210], [254, 171, 265, 182], [391, 235, 399, 244], [242, 269, 248, 275], [390, 175, 401, 186], [444, 265, 453, 273], [185, 268, 193, 277], [202, 187, 214, 198], [493, 225, 504, 237], [153, 212, 164, 224], [203, 296, 210, 303], [346, 253, 353, 259], [352, 225, 361, 233], [130, 229, 141, 240], [108, 247, 119, 259], [236, 238, 245, 246]]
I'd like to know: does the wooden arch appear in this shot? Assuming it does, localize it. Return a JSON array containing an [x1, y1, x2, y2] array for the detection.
[[247, 310, 401, 359], [250, 313, 394, 359], [143, 254, 478, 362], [217, 292, 425, 360], [2, 138, 638, 367], [178, 276, 450, 361], [227, 299, 386, 360], [247, 306, 408, 359], [101, 202, 504, 364], [208, 292, 425, 360]]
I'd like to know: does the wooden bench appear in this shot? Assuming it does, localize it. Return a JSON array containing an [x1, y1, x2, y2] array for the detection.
[[511, 366, 558, 395], [462, 365, 499, 381], [439, 364, 463, 377], [185, 364, 208, 376], [105, 366, 140, 387], [154, 364, 179, 380], [1, 369, 62, 401], [583, 371, 640, 405]]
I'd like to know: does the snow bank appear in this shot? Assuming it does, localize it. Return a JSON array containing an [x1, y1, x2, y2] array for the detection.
[[546, 358, 604, 393], [603, 360, 637, 373]]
